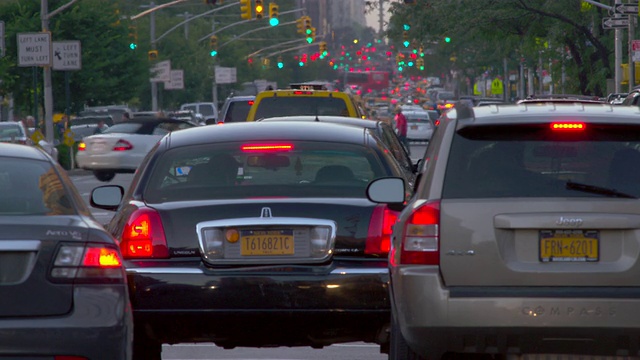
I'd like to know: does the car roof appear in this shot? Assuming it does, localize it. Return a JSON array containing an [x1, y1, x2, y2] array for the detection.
[[166, 121, 373, 149], [0, 142, 49, 160], [448, 103, 640, 126], [257, 115, 382, 129]]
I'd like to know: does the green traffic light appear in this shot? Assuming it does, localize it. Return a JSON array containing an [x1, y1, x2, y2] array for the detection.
[[398, 66, 403, 71], [419, 66, 425, 70], [277, 62, 284, 69], [403, 24, 410, 31], [210, 50, 218, 57], [445, 37, 451, 43], [269, 18, 279, 26], [305, 29, 312, 35], [129, 43, 137, 50], [403, 40, 410, 47], [299, 61, 304, 67], [306, 37, 313, 44]]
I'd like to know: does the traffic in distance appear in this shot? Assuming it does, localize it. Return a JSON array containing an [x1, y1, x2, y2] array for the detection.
[[2, 1, 640, 360]]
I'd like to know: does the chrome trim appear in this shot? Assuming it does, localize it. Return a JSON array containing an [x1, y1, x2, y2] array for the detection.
[[127, 267, 388, 275], [196, 217, 338, 265], [0, 240, 40, 251], [260, 207, 272, 218]]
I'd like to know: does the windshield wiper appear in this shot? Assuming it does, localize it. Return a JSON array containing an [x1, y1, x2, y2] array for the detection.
[[566, 181, 637, 199]]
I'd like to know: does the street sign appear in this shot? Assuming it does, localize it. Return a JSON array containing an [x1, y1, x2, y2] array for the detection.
[[613, 3, 638, 15], [30, 129, 45, 144], [0, 21, 5, 58], [165, 69, 184, 90], [150, 60, 171, 82], [52, 41, 81, 71], [214, 66, 237, 84], [62, 129, 75, 147], [17, 32, 52, 67], [633, 40, 640, 62], [602, 17, 630, 29]]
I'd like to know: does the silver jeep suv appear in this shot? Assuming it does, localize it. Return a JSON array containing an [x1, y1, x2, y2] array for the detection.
[[368, 103, 640, 360]]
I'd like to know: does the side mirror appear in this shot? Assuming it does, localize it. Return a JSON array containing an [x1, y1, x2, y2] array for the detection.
[[90, 185, 124, 211], [366, 177, 405, 204]]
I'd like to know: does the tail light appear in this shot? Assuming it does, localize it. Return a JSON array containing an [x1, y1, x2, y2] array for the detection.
[[51, 243, 125, 283], [550, 122, 585, 131], [365, 205, 399, 256], [121, 208, 169, 259], [400, 200, 440, 265], [77, 142, 86, 151], [113, 139, 133, 151]]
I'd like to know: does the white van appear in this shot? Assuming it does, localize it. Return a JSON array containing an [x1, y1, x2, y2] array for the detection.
[[180, 102, 218, 123]]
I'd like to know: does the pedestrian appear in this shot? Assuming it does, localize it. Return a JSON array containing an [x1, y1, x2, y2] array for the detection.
[[93, 119, 108, 134], [394, 107, 409, 154]]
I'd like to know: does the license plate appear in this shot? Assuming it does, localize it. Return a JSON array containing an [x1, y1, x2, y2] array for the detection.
[[539, 229, 599, 262], [240, 230, 294, 256], [411, 125, 418, 130]]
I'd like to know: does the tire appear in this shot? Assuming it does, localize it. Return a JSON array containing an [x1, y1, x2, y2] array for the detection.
[[389, 312, 425, 360], [132, 332, 162, 360], [93, 170, 116, 182]]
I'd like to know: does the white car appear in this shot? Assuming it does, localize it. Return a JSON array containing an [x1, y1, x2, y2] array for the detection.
[[403, 110, 435, 142], [75, 117, 196, 181]]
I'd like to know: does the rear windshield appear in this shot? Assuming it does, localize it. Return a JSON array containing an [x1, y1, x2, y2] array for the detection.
[[0, 158, 75, 215], [254, 97, 350, 119], [442, 124, 640, 199], [71, 117, 113, 126], [144, 141, 387, 203], [405, 114, 432, 123], [103, 122, 143, 134], [0, 124, 25, 139], [224, 100, 253, 122]]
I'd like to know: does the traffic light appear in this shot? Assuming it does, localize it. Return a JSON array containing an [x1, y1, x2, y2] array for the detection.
[[209, 35, 218, 57], [128, 25, 137, 50], [304, 16, 312, 36], [445, 37, 451, 43], [402, 31, 409, 48], [417, 58, 424, 70], [403, 24, 410, 31], [269, 3, 279, 26], [277, 56, 284, 69], [148, 50, 158, 61], [239, 0, 251, 19], [306, 27, 315, 44], [296, 17, 305, 34], [319, 42, 327, 56], [255, 0, 264, 19]]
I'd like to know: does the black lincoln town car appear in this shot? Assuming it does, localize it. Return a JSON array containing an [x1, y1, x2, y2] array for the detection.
[[91, 120, 413, 360]]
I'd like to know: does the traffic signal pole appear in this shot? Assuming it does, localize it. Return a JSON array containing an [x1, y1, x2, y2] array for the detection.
[[218, 20, 301, 48], [246, 38, 309, 59]]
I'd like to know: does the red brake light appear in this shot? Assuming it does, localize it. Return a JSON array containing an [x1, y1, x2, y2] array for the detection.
[[399, 200, 440, 265], [293, 91, 313, 95], [241, 143, 294, 152], [51, 244, 125, 283], [366, 205, 399, 256], [82, 247, 122, 267], [248, 100, 255, 105], [77, 142, 86, 151], [550, 122, 585, 131], [113, 139, 133, 151], [121, 208, 169, 259]]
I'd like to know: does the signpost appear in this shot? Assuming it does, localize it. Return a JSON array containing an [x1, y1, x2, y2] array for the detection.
[[602, 17, 630, 29], [52, 41, 81, 71], [165, 69, 184, 90], [150, 60, 171, 82], [17, 32, 52, 67], [214, 66, 237, 84], [613, 3, 639, 15]]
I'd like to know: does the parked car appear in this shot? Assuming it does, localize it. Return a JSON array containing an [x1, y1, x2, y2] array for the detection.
[[0, 121, 31, 145], [368, 103, 640, 360], [0, 142, 132, 359], [257, 115, 417, 181], [76, 117, 196, 182], [90, 120, 415, 360], [215, 95, 255, 124], [180, 102, 218, 124]]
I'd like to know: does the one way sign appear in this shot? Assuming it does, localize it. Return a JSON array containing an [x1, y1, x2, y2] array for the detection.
[[602, 17, 630, 29], [613, 3, 638, 15]]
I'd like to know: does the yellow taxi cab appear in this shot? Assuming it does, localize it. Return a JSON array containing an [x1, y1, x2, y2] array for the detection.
[[246, 82, 369, 121]]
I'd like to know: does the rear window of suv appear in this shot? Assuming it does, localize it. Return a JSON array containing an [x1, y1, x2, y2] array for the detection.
[[145, 141, 388, 203], [254, 97, 350, 119], [442, 124, 640, 199]]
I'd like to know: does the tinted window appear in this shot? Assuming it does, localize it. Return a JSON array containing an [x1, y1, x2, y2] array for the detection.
[[442, 124, 640, 198], [145, 141, 388, 203], [0, 124, 25, 139], [225, 100, 252, 122], [198, 105, 215, 116], [103, 122, 144, 134], [254, 97, 350, 119], [0, 158, 75, 215]]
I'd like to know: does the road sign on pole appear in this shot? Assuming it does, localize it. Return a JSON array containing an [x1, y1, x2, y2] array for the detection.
[[602, 17, 630, 29], [613, 3, 639, 15], [52, 41, 81, 71], [165, 69, 184, 90], [17, 32, 52, 67], [150, 60, 171, 82], [214, 66, 237, 84]]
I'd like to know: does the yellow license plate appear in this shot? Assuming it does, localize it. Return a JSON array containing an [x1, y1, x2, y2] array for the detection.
[[539, 230, 599, 262], [240, 230, 294, 256]]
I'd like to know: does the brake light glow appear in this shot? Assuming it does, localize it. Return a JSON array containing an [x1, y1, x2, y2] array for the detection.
[[400, 200, 440, 265], [365, 205, 399, 256], [241, 143, 294, 152], [248, 100, 255, 105], [77, 142, 86, 151], [550, 122, 585, 131], [293, 91, 314, 95], [51, 244, 125, 283], [113, 139, 133, 151], [121, 208, 169, 259]]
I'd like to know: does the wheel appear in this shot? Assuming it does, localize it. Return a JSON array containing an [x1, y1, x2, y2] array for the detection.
[[93, 170, 116, 182], [132, 331, 162, 360], [389, 311, 425, 360]]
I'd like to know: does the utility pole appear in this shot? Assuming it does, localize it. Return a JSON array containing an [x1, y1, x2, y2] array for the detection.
[[211, 18, 218, 110], [150, 2, 158, 112], [41, 0, 54, 144], [629, 13, 635, 91], [615, 0, 623, 92], [378, 0, 385, 36]]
